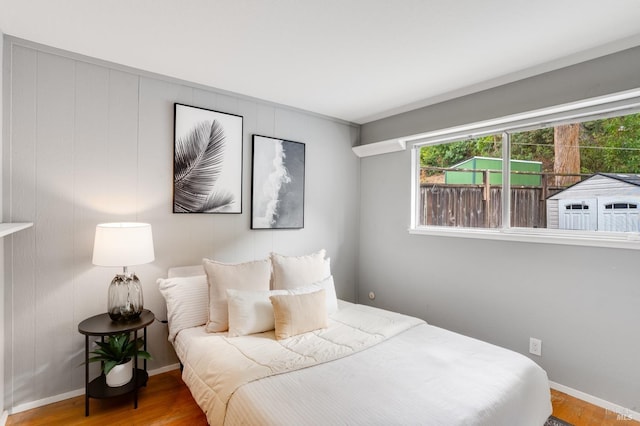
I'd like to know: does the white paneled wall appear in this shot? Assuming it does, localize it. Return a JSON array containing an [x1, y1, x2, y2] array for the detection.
[[2, 37, 360, 410]]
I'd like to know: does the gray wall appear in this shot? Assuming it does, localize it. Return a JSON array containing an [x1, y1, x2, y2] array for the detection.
[[361, 45, 640, 145], [0, 28, 5, 420], [358, 47, 640, 409], [1, 37, 360, 410]]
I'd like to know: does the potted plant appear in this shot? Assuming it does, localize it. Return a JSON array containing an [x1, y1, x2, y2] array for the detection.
[[88, 332, 151, 387]]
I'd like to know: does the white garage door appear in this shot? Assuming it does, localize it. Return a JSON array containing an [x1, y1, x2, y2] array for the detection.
[[598, 197, 640, 232], [559, 199, 597, 231]]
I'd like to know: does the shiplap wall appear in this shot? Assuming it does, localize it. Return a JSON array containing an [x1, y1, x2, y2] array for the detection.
[[2, 37, 360, 410]]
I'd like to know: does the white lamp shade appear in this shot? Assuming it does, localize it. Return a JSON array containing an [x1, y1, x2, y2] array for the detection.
[[92, 222, 155, 267]]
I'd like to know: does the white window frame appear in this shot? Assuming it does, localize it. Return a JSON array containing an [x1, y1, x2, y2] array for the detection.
[[409, 88, 640, 250]]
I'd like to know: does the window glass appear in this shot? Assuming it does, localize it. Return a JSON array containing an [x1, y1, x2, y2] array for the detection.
[[417, 112, 640, 234], [513, 113, 640, 232], [419, 134, 503, 228]]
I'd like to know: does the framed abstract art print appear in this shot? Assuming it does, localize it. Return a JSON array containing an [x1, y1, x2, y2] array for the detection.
[[251, 135, 305, 229]]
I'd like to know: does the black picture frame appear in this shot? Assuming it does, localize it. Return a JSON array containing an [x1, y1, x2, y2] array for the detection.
[[251, 135, 305, 229], [173, 103, 243, 213]]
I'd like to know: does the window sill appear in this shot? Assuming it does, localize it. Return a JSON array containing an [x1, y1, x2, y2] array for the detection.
[[409, 226, 640, 250]]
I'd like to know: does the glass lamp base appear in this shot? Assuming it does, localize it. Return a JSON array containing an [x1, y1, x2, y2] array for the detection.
[[108, 273, 144, 322], [108, 309, 142, 322]]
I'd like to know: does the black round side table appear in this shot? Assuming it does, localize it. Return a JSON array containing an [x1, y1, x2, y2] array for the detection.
[[78, 310, 154, 416]]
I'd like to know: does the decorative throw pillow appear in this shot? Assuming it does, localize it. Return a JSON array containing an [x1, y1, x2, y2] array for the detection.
[[157, 275, 209, 341], [270, 290, 328, 340], [226, 288, 287, 337], [202, 258, 271, 332], [271, 250, 330, 290], [288, 275, 338, 314]]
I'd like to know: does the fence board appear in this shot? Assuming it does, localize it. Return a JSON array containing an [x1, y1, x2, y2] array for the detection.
[[420, 185, 563, 228]]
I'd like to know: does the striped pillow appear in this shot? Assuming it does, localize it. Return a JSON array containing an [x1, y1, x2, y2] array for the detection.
[[158, 275, 209, 341]]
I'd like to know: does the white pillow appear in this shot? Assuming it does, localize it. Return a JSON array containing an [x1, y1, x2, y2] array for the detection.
[[226, 288, 287, 337], [157, 275, 209, 342], [270, 290, 329, 340], [271, 250, 330, 290], [226, 275, 338, 337], [288, 275, 338, 314], [203, 258, 271, 332]]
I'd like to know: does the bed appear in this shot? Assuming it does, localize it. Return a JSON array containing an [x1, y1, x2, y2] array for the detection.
[[159, 252, 552, 425]]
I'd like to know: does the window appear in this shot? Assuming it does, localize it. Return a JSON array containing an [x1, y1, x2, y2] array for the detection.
[[566, 204, 589, 210], [410, 89, 640, 249], [418, 135, 504, 228], [605, 203, 637, 209]]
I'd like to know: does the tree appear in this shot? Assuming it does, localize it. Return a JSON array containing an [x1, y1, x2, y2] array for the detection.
[[553, 124, 581, 187]]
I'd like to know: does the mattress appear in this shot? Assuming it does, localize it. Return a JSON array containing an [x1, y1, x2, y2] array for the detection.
[[174, 301, 551, 425]]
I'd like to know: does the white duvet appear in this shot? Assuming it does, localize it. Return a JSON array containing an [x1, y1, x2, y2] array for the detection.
[[175, 302, 551, 425]]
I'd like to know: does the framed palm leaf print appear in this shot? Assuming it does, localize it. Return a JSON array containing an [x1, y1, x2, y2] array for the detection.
[[251, 135, 305, 229], [173, 103, 243, 213]]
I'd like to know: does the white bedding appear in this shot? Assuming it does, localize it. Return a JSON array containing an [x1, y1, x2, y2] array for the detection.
[[174, 301, 551, 425]]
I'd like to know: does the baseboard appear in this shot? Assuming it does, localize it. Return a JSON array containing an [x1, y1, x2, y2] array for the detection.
[[9, 389, 86, 415], [1, 410, 9, 426], [8, 363, 181, 415], [147, 362, 181, 376], [550, 380, 640, 421]]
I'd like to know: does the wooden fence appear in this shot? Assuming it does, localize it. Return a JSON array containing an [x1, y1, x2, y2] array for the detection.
[[420, 185, 559, 228], [419, 168, 581, 228]]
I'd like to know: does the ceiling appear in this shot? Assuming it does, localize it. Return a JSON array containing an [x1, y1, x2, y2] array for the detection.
[[1, 1, 640, 124]]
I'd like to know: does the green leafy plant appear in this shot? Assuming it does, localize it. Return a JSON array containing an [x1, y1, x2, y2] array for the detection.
[[88, 332, 151, 376]]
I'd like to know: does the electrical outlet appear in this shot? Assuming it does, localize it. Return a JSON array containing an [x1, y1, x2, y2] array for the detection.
[[529, 337, 542, 356]]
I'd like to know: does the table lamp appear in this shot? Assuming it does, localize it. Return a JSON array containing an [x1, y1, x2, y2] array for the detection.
[[92, 222, 155, 321]]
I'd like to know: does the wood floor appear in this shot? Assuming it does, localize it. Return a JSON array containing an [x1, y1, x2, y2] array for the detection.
[[551, 389, 640, 426], [7, 369, 640, 425], [6, 369, 207, 426]]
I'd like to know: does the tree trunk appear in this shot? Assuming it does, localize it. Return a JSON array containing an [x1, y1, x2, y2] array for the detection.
[[554, 124, 581, 187]]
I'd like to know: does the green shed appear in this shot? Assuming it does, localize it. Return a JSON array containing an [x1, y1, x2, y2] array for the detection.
[[445, 157, 542, 186]]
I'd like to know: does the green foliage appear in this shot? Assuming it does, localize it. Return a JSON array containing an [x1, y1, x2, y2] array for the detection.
[[420, 112, 640, 174], [511, 128, 554, 168], [580, 114, 640, 173], [87, 332, 151, 376], [420, 135, 502, 172]]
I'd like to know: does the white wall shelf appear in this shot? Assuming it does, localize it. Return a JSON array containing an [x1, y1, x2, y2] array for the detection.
[[352, 139, 406, 157], [0, 223, 33, 238]]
